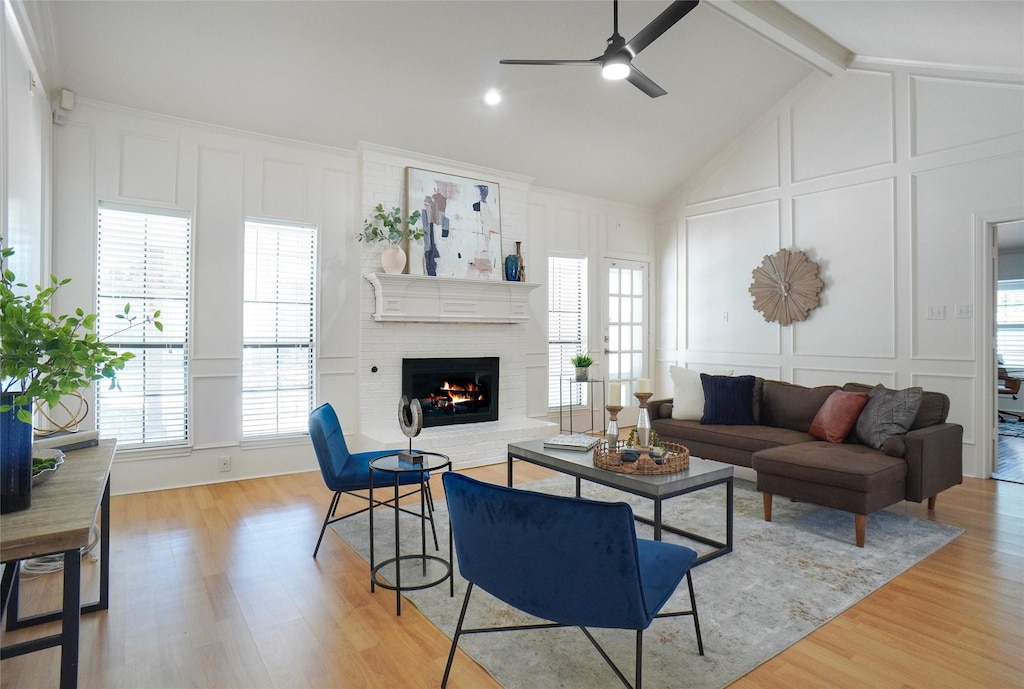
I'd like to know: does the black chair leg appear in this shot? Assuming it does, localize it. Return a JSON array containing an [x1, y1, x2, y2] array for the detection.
[[635, 629, 643, 689], [424, 479, 439, 550], [425, 479, 436, 514], [313, 492, 342, 558], [687, 571, 704, 655], [579, 626, 639, 689], [442, 582, 475, 688]]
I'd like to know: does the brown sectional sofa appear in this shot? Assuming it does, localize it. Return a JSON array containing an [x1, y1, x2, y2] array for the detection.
[[649, 379, 964, 546]]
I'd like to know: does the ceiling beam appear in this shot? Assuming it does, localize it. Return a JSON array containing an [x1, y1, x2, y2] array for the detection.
[[708, 0, 853, 76]]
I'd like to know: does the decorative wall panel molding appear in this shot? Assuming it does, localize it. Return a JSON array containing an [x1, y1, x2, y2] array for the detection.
[[260, 157, 306, 219], [791, 178, 896, 358], [688, 120, 780, 205], [912, 76, 1024, 157], [120, 132, 178, 203], [791, 70, 894, 182]]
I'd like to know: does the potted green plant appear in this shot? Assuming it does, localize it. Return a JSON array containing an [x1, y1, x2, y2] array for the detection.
[[356, 203, 424, 275], [1, 241, 160, 513], [571, 351, 593, 381]]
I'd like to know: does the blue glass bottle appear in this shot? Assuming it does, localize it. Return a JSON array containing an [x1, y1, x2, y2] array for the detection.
[[504, 252, 520, 281]]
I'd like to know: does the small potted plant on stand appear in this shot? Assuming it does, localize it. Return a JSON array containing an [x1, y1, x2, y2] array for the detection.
[[1, 241, 160, 513], [357, 203, 424, 274], [571, 352, 593, 382]]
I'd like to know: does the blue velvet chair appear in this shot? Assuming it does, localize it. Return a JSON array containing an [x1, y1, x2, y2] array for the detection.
[[441, 472, 703, 689], [308, 403, 435, 557]]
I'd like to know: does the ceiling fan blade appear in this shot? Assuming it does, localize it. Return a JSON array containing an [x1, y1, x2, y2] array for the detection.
[[499, 59, 599, 66], [625, 0, 698, 57], [626, 66, 667, 98]]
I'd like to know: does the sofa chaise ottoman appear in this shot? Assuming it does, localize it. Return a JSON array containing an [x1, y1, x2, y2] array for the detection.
[[649, 373, 963, 546]]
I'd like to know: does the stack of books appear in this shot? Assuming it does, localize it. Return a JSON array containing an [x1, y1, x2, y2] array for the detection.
[[34, 430, 100, 452], [543, 434, 601, 451]]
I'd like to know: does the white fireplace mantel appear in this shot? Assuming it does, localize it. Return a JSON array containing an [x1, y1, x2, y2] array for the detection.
[[365, 273, 540, 324]]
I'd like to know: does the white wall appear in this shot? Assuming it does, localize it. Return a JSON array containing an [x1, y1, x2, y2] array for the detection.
[[354, 145, 536, 439], [657, 65, 1024, 479], [528, 186, 659, 428], [51, 101, 357, 493], [349, 145, 656, 464], [1, 0, 50, 286], [42, 100, 656, 491]]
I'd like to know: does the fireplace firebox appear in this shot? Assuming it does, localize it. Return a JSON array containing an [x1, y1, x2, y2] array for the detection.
[[402, 357, 498, 427]]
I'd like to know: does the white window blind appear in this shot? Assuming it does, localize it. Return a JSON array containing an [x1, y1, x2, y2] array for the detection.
[[548, 255, 588, 408], [998, 279, 1024, 369], [243, 221, 316, 438], [96, 203, 190, 448]]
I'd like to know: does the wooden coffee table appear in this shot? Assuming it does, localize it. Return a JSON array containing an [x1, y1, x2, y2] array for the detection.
[[507, 439, 734, 565]]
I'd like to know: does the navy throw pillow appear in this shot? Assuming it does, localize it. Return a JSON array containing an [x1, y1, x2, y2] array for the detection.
[[700, 374, 756, 425]]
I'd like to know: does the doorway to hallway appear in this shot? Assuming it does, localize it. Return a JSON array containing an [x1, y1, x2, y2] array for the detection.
[[994, 219, 1024, 484]]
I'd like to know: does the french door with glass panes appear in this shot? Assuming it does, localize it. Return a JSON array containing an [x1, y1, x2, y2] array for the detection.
[[603, 259, 650, 405]]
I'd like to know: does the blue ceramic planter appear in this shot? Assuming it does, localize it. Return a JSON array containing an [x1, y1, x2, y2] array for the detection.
[[1, 393, 33, 513]]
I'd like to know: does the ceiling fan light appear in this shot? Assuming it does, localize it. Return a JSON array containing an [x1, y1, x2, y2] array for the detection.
[[602, 60, 630, 81]]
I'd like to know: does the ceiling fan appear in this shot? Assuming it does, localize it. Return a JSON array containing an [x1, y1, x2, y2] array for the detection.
[[499, 0, 699, 98]]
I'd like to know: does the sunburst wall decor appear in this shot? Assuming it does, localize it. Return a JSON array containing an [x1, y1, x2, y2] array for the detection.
[[748, 249, 823, 326]]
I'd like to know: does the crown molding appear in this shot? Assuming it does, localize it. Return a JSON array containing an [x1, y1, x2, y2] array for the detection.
[[853, 56, 1024, 80]]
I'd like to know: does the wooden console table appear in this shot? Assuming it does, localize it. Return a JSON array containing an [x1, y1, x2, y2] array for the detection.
[[0, 439, 115, 689]]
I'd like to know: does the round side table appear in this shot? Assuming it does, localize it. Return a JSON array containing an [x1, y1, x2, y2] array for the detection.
[[368, 451, 453, 615]]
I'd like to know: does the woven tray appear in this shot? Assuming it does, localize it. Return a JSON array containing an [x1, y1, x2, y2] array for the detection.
[[594, 441, 690, 475]]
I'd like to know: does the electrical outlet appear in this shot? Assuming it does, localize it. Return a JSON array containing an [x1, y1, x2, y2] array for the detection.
[[722, 312, 729, 322], [956, 304, 973, 319], [219, 456, 231, 472], [926, 305, 946, 320]]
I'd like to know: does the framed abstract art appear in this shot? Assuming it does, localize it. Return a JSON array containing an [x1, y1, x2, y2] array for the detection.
[[406, 167, 502, 280]]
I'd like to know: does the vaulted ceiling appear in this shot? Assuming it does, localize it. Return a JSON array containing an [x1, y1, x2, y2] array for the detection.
[[29, 0, 1024, 208]]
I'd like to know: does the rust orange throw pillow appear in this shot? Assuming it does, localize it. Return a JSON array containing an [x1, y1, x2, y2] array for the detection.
[[809, 390, 869, 443]]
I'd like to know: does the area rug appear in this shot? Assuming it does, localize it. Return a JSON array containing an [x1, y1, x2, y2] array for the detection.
[[331, 476, 962, 689], [999, 420, 1024, 437]]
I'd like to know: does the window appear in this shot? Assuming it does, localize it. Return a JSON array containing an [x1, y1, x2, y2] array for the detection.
[[243, 220, 316, 438], [548, 255, 588, 408], [998, 279, 1024, 369], [96, 203, 190, 448], [605, 260, 648, 399]]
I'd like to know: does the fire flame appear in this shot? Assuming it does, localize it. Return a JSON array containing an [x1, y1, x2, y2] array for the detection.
[[426, 380, 484, 409]]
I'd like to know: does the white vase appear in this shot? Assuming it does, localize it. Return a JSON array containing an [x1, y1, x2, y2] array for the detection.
[[380, 245, 406, 274]]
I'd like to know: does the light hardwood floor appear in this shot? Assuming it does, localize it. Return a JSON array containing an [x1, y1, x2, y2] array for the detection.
[[1, 463, 1021, 689], [996, 433, 1024, 484]]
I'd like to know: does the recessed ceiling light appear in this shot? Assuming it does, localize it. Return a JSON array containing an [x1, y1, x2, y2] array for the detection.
[[484, 88, 502, 106]]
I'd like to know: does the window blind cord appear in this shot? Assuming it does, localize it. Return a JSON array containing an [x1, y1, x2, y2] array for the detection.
[[19, 522, 101, 577]]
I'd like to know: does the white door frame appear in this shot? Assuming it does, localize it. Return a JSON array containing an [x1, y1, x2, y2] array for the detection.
[[601, 257, 651, 423]]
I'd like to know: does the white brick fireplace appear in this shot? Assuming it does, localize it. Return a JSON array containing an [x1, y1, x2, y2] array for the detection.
[[356, 145, 555, 468]]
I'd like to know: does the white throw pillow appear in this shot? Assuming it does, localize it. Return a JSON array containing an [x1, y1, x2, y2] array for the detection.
[[669, 366, 734, 420]]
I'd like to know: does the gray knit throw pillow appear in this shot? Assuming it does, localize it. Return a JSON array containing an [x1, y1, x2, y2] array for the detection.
[[855, 384, 923, 450]]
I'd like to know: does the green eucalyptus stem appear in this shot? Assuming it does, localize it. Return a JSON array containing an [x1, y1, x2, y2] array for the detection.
[[1, 241, 162, 423], [356, 203, 424, 244]]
